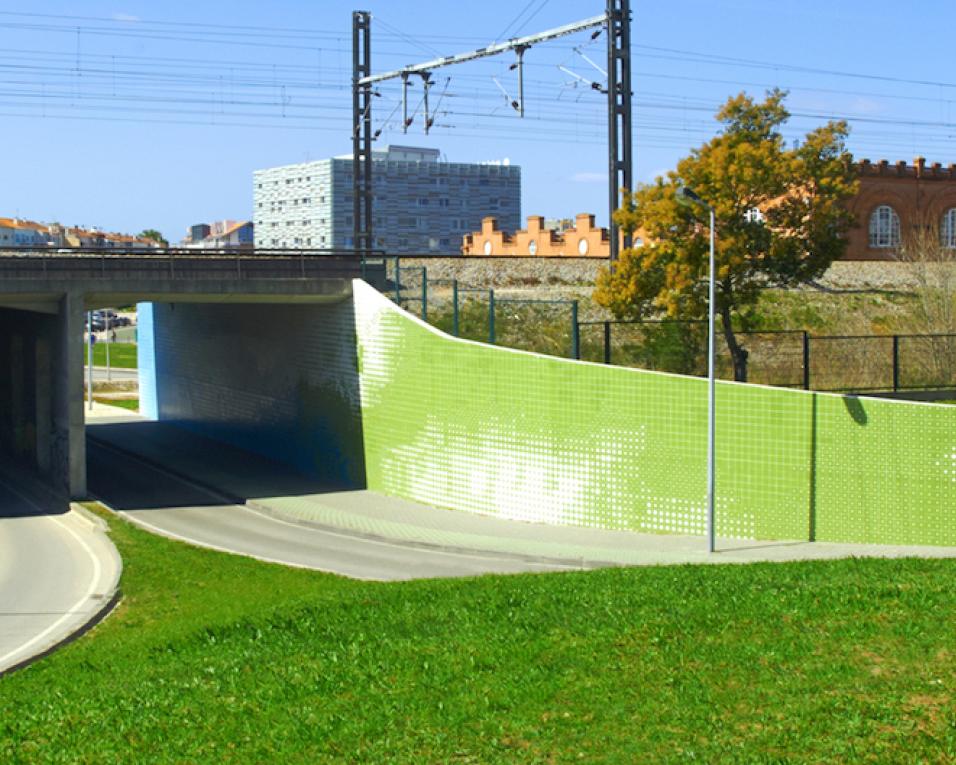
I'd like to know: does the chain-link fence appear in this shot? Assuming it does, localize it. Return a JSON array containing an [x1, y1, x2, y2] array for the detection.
[[381, 263, 956, 393], [579, 320, 806, 387], [580, 320, 956, 393]]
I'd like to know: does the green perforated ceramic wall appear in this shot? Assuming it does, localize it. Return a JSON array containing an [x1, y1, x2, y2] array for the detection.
[[352, 281, 956, 546]]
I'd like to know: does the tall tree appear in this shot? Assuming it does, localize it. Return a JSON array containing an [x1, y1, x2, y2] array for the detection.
[[594, 90, 858, 381], [139, 229, 167, 246]]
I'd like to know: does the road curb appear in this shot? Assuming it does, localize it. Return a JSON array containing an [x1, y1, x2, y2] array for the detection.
[[69, 502, 109, 531], [0, 486, 123, 677], [0, 590, 122, 678]]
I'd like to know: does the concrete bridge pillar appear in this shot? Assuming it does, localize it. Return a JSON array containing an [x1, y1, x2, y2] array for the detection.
[[54, 292, 86, 498]]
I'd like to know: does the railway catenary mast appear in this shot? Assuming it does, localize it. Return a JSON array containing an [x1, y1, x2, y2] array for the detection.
[[351, 1, 632, 261]]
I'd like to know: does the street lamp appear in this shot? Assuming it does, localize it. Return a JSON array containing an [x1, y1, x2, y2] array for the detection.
[[677, 186, 717, 553]]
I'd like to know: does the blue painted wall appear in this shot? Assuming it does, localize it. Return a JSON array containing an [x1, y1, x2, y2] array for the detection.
[[136, 302, 159, 420]]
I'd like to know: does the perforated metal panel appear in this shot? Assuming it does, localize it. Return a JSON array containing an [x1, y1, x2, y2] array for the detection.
[[353, 281, 956, 546]]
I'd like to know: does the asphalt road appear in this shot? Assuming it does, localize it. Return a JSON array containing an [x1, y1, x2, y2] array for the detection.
[[0, 479, 120, 673], [87, 440, 574, 581]]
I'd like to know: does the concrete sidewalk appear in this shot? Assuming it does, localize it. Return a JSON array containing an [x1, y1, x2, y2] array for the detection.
[[83, 400, 143, 424], [87, 420, 956, 568]]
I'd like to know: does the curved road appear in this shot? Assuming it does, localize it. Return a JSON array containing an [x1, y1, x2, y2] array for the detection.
[[87, 440, 574, 581], [0, 480, 120, 674]]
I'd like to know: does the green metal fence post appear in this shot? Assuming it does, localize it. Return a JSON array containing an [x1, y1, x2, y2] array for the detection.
[[892, 334, 900, 391], [452, 279, 460, 337], [802, 331, 811, 390], [393, 255, 401, 304], [488, 289, 496, 345], [421, 267, 428, 322], [571, 300, 580, 359], [603, 321, 611, 364]]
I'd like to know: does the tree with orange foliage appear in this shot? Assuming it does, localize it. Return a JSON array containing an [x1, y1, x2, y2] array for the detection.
[[594, 90, 857, 381]]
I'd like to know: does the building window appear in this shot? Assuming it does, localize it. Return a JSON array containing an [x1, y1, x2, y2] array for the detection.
[[942, 209, 956, 249], [578, 238, 590, 256], [528, 239, 538, 256], [869, 205, 900, 248]]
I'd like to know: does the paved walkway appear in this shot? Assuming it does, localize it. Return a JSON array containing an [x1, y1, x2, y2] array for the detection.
[[0, 467, 121, 674], [86, 417, 956, 568]]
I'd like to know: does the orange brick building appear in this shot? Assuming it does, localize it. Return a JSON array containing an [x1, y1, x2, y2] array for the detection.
[[461, 213, 618, 257], [463, 157, 956, 260], [845, 157, 956, 260]]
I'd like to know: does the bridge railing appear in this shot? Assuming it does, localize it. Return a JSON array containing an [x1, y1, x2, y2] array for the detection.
[[0, 247, 386, 282]]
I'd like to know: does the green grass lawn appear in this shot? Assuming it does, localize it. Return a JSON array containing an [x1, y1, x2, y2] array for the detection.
[[92, 397, 139, 412], [90, 343, 137, 369], [1, 507, 953, 763]]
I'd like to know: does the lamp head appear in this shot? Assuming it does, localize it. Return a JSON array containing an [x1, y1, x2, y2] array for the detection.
[[676, 186, 712, 212], [677, 186, 703, 204]]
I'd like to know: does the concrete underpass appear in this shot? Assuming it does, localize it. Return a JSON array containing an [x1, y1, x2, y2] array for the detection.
[[0, 253, 372, 497]]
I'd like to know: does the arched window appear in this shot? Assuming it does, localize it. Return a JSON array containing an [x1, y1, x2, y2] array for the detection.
[[869, 205, 900, 248], [941, 208, 956, 249]]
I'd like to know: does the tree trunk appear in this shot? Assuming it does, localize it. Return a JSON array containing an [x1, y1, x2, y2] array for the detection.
[[718, 305, 748, 382]]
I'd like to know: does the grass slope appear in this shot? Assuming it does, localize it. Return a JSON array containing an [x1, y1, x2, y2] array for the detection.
[[1, 507, 953, 763]]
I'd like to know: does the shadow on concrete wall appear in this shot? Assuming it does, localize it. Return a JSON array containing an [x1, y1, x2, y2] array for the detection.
[[87, 296, 367, 509], [0, 307, 58, 487]]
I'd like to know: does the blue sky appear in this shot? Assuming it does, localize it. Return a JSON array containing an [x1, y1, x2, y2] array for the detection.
[[1, 0, 954, 241]]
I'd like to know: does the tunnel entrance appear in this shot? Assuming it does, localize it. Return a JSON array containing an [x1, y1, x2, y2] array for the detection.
[[0, 304, 65, 487]]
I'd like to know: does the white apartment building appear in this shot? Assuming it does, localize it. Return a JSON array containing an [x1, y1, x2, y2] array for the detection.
[[253, 145, 521, 254]]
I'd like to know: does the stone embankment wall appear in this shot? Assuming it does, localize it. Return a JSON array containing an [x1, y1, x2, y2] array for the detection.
[[389, 257, 603, 289], [389, 256, 929, 294]]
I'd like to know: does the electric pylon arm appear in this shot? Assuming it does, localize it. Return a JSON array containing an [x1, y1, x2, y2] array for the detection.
[[358, 14, 606, 86]]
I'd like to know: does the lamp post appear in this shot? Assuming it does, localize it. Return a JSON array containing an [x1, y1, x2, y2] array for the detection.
[[678, 186, 716, 553]]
